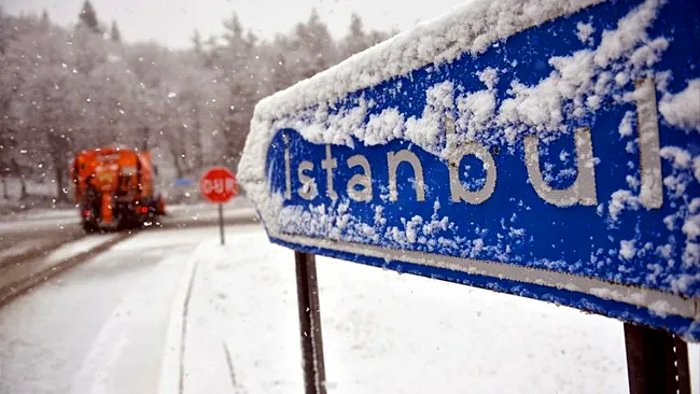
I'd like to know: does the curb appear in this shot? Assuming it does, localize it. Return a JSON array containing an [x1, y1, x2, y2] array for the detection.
[[157, 241, 206, 394]]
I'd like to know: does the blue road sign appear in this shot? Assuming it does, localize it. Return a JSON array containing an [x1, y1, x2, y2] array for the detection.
[[174, 177, 195, 187], [239, 0, 700, 339]]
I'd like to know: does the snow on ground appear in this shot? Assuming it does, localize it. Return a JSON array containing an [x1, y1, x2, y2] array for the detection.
[[0, 177, 58, 200], [165, 197, 253, 215], [0, 207, 79, 235], [181, 226, 305, 394], [1, 224, 698, 393], [164, 198, 255, 222], [0, 197, 254, 235], [0, 239, 44, 261], [183, 226, 700, 393], [44, 234, 119, 264], [0, 207, 78, 223]]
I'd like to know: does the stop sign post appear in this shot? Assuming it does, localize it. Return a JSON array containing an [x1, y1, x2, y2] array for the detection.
[[200, 167, 238, 245]]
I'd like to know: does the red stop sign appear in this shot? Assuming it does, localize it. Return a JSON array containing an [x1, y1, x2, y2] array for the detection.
[[200, 167, 238, 203]]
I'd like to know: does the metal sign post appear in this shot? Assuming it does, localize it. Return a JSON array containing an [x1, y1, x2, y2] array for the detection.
[[624, 323, 691, 394], [294, 251, 326, 394], [218, 203, 225, 245]]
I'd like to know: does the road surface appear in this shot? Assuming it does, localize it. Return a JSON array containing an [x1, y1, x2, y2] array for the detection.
[[0, 225, 243, 394]]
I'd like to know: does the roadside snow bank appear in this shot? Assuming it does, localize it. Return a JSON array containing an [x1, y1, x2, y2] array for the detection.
[[178, 226, 639, 393]]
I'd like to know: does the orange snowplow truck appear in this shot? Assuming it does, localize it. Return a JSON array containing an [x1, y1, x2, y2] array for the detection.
[[72, 147, 165, 231]]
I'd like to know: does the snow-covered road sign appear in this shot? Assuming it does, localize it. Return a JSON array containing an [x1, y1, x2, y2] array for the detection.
[[239, 0, 700, 340]]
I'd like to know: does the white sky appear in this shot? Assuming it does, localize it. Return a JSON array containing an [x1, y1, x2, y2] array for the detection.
[[1, 0, 468, 48]]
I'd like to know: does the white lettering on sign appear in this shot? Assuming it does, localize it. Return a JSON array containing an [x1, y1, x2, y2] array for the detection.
[[280, 81, 664, 210], [635, 78, 663, 209], [387, 150, 426, 202], [447, 142, 497, 205], [202, 179, 213, 194], [202, 177, 236, 195], [284, 134, 292, 200], [322, 145, 339, 201], [346, 155, 373, 202], [524, 127, 597, 207], [445, 116, 496, 205], [298, 160, 318, 200]]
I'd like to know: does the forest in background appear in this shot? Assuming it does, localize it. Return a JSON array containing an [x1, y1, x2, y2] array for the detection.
[[0, 1, 389, 207]]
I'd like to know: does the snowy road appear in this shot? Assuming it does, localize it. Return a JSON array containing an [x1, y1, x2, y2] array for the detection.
[[0, 226, 231, 394]]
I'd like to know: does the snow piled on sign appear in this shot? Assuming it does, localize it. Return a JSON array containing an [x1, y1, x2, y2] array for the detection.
[[275, 199, 465, 255], [263, 6, 672, 159], [607, 142, 700, 293], [659, 79, 700, 133], [239, 0, 700, 303], [249, 0, 603, 127]]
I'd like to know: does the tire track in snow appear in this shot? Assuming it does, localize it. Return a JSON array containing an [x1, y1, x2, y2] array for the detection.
[[222, 340, 242, 393]]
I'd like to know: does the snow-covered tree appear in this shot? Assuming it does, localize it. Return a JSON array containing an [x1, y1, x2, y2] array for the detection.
[[78, 0, 100, 34], [340, 13, 389, 59], [110, 20, 121, 42], [0, 6, 390, 203]]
